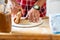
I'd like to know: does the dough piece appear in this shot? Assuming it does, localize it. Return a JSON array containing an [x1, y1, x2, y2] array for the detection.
[[20, 19, 30, 25], [14, 11, 21, 24]]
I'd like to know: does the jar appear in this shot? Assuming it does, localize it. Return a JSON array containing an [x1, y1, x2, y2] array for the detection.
[[0, 3, 11, 33]]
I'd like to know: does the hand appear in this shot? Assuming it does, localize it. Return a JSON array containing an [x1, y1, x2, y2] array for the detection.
[[11, 4, 24, 16], [26, 8, 40, 22]]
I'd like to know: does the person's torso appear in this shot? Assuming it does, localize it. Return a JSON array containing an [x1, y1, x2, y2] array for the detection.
[[16, 0, 46, 17], [16, 0, 37, 9]]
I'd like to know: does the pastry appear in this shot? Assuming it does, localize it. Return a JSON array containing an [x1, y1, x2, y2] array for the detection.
[[14, 11, 21, 24]]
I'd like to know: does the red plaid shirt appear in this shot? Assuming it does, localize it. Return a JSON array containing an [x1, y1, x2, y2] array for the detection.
[[16, 0, 46, 17]]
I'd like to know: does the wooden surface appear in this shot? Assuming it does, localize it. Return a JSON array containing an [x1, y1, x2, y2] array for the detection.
[[0, 18, 50, 40], [11, 18, 51, 35], [0, 34, 50, 40], [0, 18, 60, 40]]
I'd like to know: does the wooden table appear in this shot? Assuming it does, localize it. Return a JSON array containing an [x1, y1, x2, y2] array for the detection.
[[0, 18, 60, 40]]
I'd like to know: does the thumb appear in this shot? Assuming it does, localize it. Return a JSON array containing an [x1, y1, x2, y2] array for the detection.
[[25, 14, 29, 19]]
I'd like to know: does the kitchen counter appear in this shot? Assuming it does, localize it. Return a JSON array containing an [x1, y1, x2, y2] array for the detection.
[[0, 18, 60, 40], [12, 18, 51, 35], [0, 18, 51, 40]]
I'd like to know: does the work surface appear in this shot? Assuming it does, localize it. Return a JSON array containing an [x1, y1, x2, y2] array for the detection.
[[0, 18, 51, 34], [0, 18, 60, 40]]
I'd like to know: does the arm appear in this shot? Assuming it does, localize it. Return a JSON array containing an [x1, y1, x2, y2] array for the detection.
[[26, 0, 46, 22], [11, 0, 24, 16], [11, 0, 18, 5], [35, 0, 46, 7]]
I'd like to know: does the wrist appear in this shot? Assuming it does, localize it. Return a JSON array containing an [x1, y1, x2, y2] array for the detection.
[[32, 5, 40, 10]]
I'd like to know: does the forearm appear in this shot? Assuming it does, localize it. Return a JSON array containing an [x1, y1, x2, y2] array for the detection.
[[11, 0, 18, 5], [11, 0, 22, 8], [35, 0, 46, 7]]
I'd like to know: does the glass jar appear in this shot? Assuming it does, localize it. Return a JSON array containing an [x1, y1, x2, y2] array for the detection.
[[0, 3, 11, 33]]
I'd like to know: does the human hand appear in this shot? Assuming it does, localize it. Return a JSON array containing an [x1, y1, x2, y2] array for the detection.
[[11, 4, 24, 16], [26, 8, 40, 22]]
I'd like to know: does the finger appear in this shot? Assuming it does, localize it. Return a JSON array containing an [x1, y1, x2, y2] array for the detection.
[[32, 12, 36, 22], [22, 9, 25, 16], [27, 11, 33, 22], [35, 12, 40, 22], [37, 13, 40, 21], [25, 11, 31, 20], [32, 11, 37, 22], [28, 12, 33, 22], [36, 14, 40, 22], [35, 16, 39, 22], [25, 13, 29, 19]]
